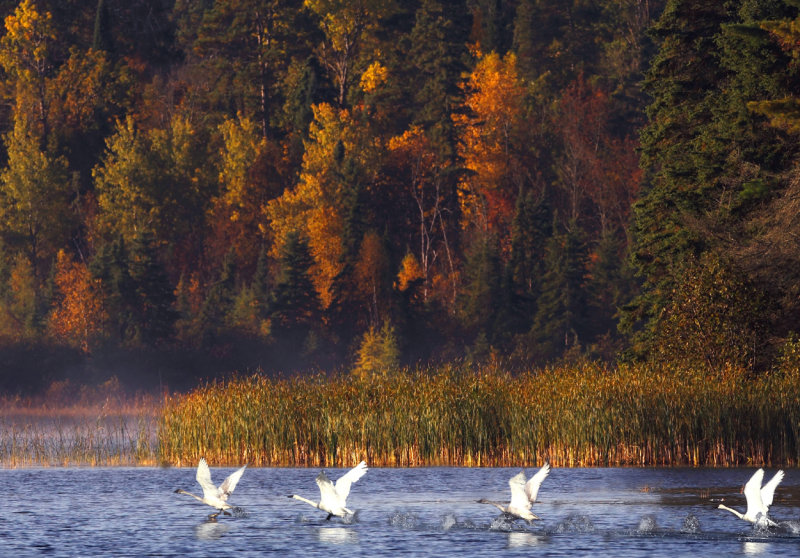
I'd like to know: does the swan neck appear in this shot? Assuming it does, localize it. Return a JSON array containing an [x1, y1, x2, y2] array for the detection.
[[176, 489, 204, 503], [718, 504, 744, 519], [478, 499, 506, 512], [292, 494, 320, 509]]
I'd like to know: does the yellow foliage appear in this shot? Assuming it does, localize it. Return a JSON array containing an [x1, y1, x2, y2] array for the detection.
[[267, 103, 381, 308], [396, 252, 423, 292], [360, 61, 388, 93], [454, 51, 527, 233], [0, 0, 56, 82]]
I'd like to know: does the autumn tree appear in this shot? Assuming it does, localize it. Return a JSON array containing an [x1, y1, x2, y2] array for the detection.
[[455, 50, 529, 243], [353, 229, 389, 329], [267, 103, 381, 309], [0, 0, 57, 140], [48, 249, 106, 352], [304, 0, 395, 107], [207, 114, 287, 280], [554, 76, 641, 236], [0, 113, 71, 277], [0, 251, 38, 341], [93, 114, 211, 275], [386, 126, 456, 304]]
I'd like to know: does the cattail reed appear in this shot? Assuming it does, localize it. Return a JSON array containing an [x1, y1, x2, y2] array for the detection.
[[157, 362, 800, 468]]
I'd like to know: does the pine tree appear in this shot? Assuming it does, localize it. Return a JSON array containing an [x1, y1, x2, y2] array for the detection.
[[627, 0, 800, 358], [406, 0, 472, 161], [268, 231, 321, 350], [529, 219, 587, 362], [626, 0, 736, 352], [458, 233, 502, 346], [128, 231, 176, 345], [506, 186, 552, 336]]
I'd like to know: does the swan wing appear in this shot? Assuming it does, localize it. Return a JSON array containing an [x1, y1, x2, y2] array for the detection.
[[525, 463, 550, 504], [508, 471, 530, 510], [316, 471, 341, 509], [334, 461, 368, 501], [218, 464, 247, 500], [743, 468, 766, 520], [196, 458, 218, 500], [760, 470, 784, 510]]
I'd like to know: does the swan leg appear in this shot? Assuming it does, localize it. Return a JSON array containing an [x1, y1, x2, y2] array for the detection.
[[326, 513, 333, 521]]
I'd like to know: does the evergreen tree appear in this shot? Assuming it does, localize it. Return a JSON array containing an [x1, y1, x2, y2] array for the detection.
[[195, 249, 237, 345], [127, 231, 176, 345], [626, 0, 800, 358], [458, 233, 502, 346], [529, 219, 587, 362], [93, 0, 113, 53], [626, 0, 735, 353], [406, 0, 472, 161], [268, 231, 321, 351], [507, 186, 552, 335], [89, 236, 136, 345]]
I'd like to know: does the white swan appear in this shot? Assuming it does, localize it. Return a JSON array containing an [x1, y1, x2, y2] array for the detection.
[[478, 463, 550, 522], [175, 458, 247, 518], [718, 468, 784, 527], [289, 461, 368, 519]]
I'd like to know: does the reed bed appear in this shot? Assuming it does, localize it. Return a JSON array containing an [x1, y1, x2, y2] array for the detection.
[[0, 397, 160, 467], [157, 362, 800, 468]]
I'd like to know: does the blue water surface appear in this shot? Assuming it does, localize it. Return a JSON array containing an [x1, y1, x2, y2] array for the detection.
[[1, 466, 799, 556]]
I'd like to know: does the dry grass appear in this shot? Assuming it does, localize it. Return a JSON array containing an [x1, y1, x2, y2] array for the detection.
[[0, 381, 161, 467], [157, 362, 800, 468]]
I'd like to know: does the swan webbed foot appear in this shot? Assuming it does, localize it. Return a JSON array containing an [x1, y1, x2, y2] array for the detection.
[[326, 513, 333, 521], [223, 510, 231, 516], [209, 512, 220, 520]]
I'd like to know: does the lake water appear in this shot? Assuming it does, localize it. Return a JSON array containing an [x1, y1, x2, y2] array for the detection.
[[1, 466, 799, 556]]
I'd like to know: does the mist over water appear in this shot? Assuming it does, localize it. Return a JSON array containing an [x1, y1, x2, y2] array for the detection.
[[2, 467, 800, 557]]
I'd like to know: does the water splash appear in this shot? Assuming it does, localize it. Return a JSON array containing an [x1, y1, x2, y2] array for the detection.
[[636, 515, 658, 533], [681, 513, 700, 534], [489, 514, 516, 531], [554, 515, 594, 534], [778, 519, 800, 535], [388, 512, 419, 529], [441, 514, 457, 531], [231, 506, 248, 518], [342, 510, 360, 525]]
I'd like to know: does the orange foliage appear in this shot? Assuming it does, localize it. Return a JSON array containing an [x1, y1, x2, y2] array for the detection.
[[48, 250, 107, 353], [454, 51, 527, 237], [396, 252, 423, 292], [267, 103, 381, 308]]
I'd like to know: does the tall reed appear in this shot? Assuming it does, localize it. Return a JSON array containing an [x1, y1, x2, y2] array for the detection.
[[157, 362, 800, 468], [0, 397, 160, 467]]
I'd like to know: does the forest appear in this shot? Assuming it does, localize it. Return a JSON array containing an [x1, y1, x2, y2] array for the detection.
[[1, 0, 800, 395]]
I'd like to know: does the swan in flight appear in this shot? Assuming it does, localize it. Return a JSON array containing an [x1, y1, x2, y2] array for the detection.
[[478, 463, 550, 522], [289, 461, 368, 519], [175, 458, 247, 519], [718, 468, 784, 527]]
